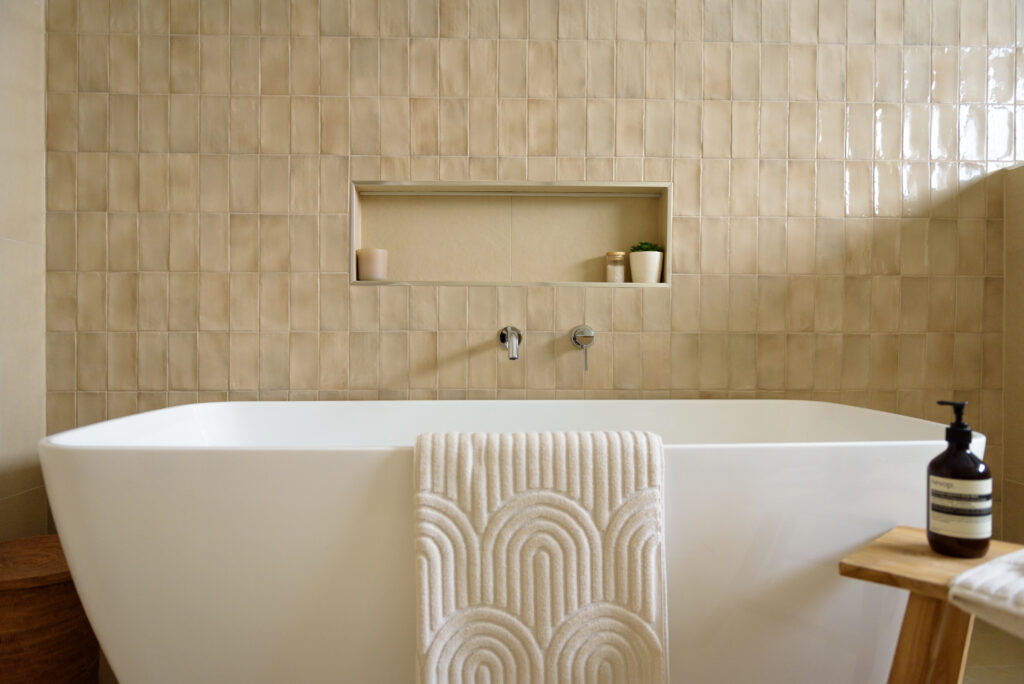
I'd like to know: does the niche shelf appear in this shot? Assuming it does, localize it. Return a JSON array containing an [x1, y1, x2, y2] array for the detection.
[[350, 181, 672, 287]]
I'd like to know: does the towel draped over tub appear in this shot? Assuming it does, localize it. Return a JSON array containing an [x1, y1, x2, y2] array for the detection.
[[413, 431, 669, 684]]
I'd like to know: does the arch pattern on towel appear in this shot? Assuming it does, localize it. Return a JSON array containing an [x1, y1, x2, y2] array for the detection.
[[415, 431, 667, 684]]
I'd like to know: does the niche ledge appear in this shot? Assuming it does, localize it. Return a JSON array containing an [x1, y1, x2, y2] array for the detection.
[[350, 181, 672, 287]]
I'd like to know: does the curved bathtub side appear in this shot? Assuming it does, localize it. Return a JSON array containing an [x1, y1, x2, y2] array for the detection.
[[39, 441, 419, 684], [665, 441, 939, 683], [41, 429, 944, 684]]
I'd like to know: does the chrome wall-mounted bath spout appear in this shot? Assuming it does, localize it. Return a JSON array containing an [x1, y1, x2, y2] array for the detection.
[[500, 326, 523, 360]]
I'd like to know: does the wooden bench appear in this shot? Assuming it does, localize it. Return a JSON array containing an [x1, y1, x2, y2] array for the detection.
[[840, 526, 1024, 684]]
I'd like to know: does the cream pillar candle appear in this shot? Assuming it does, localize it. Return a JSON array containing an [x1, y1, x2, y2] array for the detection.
[[356, 248, 389, 281]]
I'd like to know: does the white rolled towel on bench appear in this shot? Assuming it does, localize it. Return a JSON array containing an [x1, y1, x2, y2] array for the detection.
[[949, 549, 1024, 639]]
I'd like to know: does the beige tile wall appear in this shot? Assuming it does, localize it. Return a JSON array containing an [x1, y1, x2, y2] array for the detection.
[[45, 0, 1015, 531], [2, 0, 47, 542]]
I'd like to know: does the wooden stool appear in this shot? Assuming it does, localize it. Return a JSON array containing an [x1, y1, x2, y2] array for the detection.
[[840, 526, 1024, 684], [0, 534, 99, 683]]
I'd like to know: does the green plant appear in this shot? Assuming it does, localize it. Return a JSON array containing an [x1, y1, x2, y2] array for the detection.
[[630, 241, 663, 253]]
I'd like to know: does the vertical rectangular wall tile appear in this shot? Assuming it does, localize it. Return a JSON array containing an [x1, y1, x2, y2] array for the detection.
[[40, 0, 1011, 514]]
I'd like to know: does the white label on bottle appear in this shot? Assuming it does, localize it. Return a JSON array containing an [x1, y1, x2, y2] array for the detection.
[[928, 475, 992, 540]]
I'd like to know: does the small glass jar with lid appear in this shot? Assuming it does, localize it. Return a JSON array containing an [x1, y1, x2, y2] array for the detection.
[[606, 251, 626, 283]]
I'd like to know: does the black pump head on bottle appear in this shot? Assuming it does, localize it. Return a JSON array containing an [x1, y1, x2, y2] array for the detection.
[[938, 400, 972, 447]]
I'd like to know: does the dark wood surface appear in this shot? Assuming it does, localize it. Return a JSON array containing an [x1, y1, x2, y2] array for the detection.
[[0, 534, 72, 590], [0, 534, 98, 683]]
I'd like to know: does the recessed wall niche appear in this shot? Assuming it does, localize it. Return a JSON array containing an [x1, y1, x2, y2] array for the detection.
[[350, 182, 672, 287]]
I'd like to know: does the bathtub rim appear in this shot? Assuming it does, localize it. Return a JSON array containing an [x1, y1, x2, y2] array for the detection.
[[38, 399, 978, 454]]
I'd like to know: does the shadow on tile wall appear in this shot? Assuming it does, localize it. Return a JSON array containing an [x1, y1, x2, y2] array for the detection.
[[43, 0, 1016, 534]]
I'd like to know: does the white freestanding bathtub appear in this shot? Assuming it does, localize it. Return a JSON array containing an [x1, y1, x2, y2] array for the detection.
[[39, 400, 972, 684]]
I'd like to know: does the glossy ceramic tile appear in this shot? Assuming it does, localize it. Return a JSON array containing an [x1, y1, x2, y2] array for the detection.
[[42, 0, 1017, 536]]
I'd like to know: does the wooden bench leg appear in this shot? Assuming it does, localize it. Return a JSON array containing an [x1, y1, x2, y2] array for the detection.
[[888, 593, 974, 684]]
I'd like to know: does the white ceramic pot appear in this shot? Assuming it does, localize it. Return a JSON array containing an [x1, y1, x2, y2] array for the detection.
[[356, 248, 388, 281], [629, 250, 663, 283]]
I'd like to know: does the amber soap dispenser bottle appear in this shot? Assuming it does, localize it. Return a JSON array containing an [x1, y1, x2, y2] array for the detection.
[[927, 400, 992, 558]]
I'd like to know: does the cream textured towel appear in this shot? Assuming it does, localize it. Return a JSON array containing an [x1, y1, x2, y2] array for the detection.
[[414, 431, 668, 684], [949, 548, 1024, 639]]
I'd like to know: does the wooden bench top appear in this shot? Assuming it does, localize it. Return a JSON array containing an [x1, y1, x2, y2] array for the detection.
[[0, 534, 71, 591], [839, 526, 1024, 601]]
